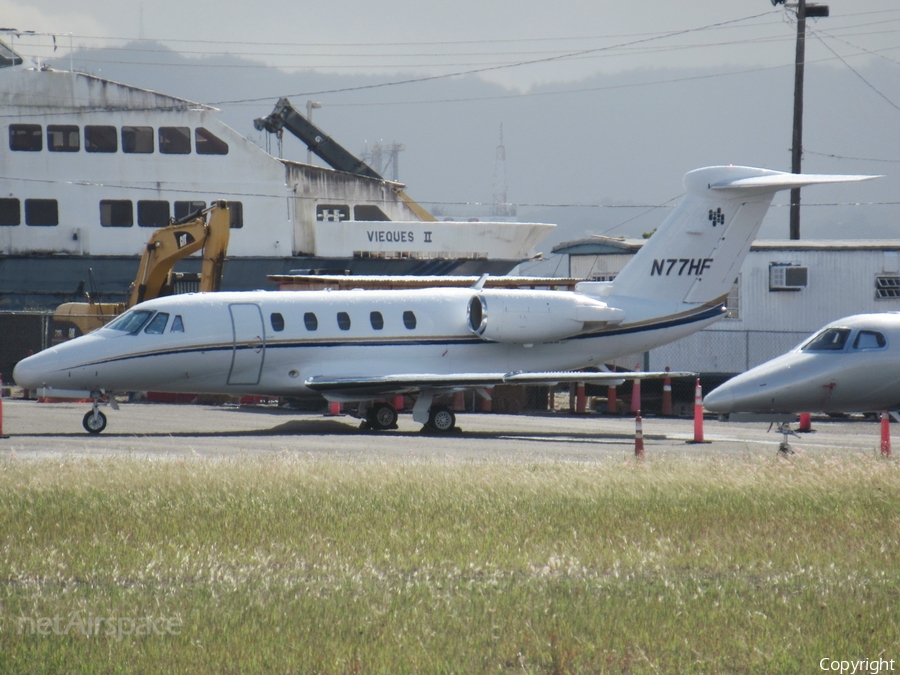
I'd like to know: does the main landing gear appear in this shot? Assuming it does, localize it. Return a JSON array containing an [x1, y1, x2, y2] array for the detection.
[[356, 393, 459, 434], [82, 390, 118, 434], [426, 405, 456, 433]]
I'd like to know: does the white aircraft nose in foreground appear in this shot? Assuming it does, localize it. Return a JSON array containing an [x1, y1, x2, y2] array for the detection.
[[704, 313, 900, 415], [13, 165, 878, 434]]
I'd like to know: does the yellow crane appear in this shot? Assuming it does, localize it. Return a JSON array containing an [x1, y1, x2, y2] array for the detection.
[[53, 201, 231, 337]]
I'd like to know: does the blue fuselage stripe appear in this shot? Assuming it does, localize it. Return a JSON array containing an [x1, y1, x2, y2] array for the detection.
[[65, 302, 725, 371]]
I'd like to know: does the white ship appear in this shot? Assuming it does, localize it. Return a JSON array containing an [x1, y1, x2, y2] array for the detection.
[[0, 36, 553, 310]]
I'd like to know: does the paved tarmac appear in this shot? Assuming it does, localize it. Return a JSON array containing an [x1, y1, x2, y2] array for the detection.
[[0, 398, 891, 462]]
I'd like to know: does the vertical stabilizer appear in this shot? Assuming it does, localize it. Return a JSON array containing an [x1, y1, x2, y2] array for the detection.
[[608, 165, 878, 305]]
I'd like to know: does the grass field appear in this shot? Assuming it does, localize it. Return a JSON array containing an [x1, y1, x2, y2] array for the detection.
[[0, 453, 897, 674]]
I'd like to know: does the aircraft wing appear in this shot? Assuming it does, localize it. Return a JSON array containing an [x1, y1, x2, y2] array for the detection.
[[304, 370, 695, 398]]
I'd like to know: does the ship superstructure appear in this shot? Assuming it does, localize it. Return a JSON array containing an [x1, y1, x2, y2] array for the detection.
[[0, 38, 553, 309]]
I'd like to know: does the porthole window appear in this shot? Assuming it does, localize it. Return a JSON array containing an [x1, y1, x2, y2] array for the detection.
[[304, 312, 318, 331], [270, 312, 285, 332], [159, 126, 191, 154], [47, 125, 80, 152], [85, 125, 118, 153], [337, 312, 351, 331], [370, 311, 384, 330], [122, 126, 154, 153], [24, 199, 58, 226], [174, 201, 207, 221], [403, 310, 417, 330], [195, 127, 229, 155], [0, 198, 20, 226], [100, 200, 134, 227], [9, 124, 42, 151], [227, 201, 243, 229], [137, 200, 170, 228]]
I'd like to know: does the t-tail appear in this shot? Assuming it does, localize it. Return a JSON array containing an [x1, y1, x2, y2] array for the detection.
[[609, 166, 879, 305]]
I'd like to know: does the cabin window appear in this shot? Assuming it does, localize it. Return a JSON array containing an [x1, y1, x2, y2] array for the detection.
[[9, 124, 42, 151], [24, 199, 58, 226], [174, 201, 207, 221], [853, 330, 886, 351], [403, 310, 417, 330], [304, 312, 318, 331], [122, 126, 154, 153], [0, 198, 20, 226], [100, 200, 134, 227], [801, 328, 851, 352], [171, 315, 185, 333], [47, 125, 80, 152], [84, 125, 118, 153], [316, 205, 350, 222], [337, 312, 351, 331], [195, 127, 229, 155], [270, 312, 285, 332], [144, 312, 170, 334], [138, 200, 171, 228], [370, 311, 384, 330], [158, 126, 191, 154], [354, 205, 390, 221], [107, 309, 153, 334]]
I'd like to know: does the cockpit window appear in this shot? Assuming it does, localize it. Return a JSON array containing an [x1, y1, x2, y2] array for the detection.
[[171, 315, 185, 333], [801, 328, 851, 352], [106, 310, 154, 334], [853, 330, 886, 351], [144, 312, 169, 334]]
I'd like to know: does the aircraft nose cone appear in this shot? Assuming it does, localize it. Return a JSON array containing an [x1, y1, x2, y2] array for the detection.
[[12, 349, 60, 389], [703, 385, 735, 414]]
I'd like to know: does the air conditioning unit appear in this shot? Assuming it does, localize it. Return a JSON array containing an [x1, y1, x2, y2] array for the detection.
[[769, 263, 807, 291]]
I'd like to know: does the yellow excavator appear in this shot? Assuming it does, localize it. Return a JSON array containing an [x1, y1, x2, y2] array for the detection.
[[53, 201, 231, 337]]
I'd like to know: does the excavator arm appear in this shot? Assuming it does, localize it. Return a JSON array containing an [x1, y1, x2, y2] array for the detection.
[[255, 98, 436, 222], [129, 201, 230, 305], [53, 202, 231, 337]]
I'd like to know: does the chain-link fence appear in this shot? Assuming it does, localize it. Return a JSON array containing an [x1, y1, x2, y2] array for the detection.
[[0, 313, 52, 384]]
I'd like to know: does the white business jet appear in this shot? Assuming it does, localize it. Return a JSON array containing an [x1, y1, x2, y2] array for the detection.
[[704, 313, 900, 416], [13, 166, 877, 434]]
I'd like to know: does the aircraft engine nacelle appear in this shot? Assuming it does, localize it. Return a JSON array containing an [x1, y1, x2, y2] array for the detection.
[[466, 290, 624, 344]]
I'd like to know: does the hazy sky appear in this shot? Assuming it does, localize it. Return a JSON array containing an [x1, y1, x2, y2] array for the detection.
[[4, 0, 899, 89]]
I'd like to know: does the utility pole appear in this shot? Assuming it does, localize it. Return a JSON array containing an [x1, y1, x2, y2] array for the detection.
[[773, 0, 829, 239]]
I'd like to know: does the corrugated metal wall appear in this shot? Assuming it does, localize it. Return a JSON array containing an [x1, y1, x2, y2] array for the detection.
[[574, 245, 900, 374]]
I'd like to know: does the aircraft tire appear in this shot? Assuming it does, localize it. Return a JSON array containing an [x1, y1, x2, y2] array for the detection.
[[82, 410, 108, 434], [368, 402, 398, 430], [427, 405, 456, 433]]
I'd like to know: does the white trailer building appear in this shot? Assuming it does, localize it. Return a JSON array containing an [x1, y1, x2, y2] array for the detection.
[[552, 237, 900, 375]]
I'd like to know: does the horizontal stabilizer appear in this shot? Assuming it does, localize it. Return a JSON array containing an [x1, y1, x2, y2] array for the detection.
[[608, 165, 881, 306], [710, 171, 881, 192]]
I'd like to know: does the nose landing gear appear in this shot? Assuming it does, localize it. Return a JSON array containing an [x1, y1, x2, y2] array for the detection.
[[82, 409, 107, 434], [82, 391, 117, 434]]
